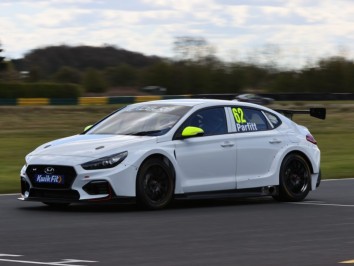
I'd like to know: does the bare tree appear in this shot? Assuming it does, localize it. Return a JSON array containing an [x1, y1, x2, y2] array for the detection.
[[173, 36, 216, 61]]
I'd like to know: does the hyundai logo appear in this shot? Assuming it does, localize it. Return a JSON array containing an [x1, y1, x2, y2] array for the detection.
[[44, 167, 55, 174]]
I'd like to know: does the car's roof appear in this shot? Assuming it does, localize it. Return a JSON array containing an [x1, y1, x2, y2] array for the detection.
[[136, 98, 235, 106], [136, 98, 269, 109]]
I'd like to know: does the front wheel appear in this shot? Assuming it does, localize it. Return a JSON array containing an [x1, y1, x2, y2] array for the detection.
[[136, 158, 174, 210], [273, 154, 311, 202]]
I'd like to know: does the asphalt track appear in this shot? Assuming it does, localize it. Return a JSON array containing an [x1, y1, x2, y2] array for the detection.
[[1, 179, 354, 266]]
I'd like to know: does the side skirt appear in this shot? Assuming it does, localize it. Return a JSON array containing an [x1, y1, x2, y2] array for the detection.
[[175, 186, 278, 200]]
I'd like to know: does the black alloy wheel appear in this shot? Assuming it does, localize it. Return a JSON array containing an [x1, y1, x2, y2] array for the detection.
[[273, 154, 311, 202], [136, 158, 174, 210]]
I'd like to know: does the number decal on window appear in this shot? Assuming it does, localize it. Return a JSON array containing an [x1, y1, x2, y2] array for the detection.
[[232, 108, 247, 124]]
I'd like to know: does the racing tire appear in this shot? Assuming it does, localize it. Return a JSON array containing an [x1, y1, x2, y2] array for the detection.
[[273, 154, 311, 202], [136, 158, 174, 210]]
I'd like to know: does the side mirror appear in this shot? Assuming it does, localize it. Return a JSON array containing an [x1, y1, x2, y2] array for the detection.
[[84, 125, 93, 132], [181, 126, 204, 138]]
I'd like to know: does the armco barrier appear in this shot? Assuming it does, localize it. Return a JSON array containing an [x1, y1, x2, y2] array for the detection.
[[0, 98, 16, 105], [135, 95, 163, 103], [50, 98, 78, 105], [17, 98, 50, 106], [78, 97, 109, 105], [0, 95, 183, 106]]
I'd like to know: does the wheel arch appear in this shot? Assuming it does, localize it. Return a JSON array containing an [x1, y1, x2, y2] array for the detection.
[[136, 153, 176, 185], [283, 150, 314, 174], [135, 153, 177, 209], [273, 149, 314, 202]]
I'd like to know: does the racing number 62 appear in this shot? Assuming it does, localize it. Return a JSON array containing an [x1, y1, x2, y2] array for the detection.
[[232, 108, 247, 124]]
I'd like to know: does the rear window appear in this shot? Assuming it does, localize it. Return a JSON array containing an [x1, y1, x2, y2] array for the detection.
[[231, 107, 271, 133], [264, 111, 282, 128]]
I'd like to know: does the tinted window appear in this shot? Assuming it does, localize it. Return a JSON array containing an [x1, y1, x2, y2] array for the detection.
[[182, 107, 228, 136], [231, 107, 270, 133], [264, 111, 282, 128]]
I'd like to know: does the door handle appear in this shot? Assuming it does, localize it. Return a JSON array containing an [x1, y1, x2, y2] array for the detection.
[[221, 142, 234, 147], [269, 139, 282, 144]]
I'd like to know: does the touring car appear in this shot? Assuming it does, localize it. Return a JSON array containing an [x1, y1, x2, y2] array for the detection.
[[19, 99, 325, 209]]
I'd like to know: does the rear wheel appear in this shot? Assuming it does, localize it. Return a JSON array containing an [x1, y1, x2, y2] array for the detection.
[[273, 154, 311, 202], [136, 158, 174, 210]]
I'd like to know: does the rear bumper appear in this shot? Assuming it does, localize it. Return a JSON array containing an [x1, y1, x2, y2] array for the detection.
[[310, 171, 321, 191], [316, 170, 321, 188]]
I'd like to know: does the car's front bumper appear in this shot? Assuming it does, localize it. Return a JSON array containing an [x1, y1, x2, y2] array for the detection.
[[19, 161, 139, 203], [19, 178, 135, 204]]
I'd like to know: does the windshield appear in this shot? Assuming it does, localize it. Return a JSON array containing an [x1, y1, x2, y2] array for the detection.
[[88, 104, 191, 136]]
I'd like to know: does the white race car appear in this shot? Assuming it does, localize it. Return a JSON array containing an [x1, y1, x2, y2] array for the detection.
[[20, 99, 326, 209]]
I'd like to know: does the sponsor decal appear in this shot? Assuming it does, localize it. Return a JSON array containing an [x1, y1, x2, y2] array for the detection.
[[236, 122, 258, 132], [35, 174, 64, 184], [232, 107, 258, 132], [232, 107, 247, 124]]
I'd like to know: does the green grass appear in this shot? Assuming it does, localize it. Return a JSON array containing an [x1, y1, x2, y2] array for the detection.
[[292, 107, 354, 180], [0, 106, 116, 193], [0, 103, 353, 193]]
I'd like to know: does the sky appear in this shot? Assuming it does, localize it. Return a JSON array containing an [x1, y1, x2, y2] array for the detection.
[[1, 0, 354, 68]]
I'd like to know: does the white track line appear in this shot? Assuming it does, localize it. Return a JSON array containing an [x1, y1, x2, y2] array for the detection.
[[0, 193, 20, 196], [323, 178, 354, 182], [290, 202, 354, 207]]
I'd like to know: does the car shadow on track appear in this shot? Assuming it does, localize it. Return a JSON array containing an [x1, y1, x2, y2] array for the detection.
[[17, 196, 279, 213]]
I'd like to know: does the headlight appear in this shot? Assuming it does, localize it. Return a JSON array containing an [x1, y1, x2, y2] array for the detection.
[[21, 164, 27, 176], [81, 151, 128, 170]]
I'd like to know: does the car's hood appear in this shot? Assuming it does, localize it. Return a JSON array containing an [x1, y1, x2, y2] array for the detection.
[[28, 134, 157, 159]]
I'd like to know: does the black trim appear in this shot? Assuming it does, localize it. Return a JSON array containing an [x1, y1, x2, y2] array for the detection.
[[27, 188, 80, 202], [83, 180, 112, 195], [175, 186, 277, 200], [21, 188, 135, 204], [26, 165, 77, 189], [274, 108, 326, 120], [316, 170, 321, 188]]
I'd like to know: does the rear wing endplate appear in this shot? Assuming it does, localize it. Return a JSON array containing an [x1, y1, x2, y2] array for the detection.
[[274, 108, 326, 120]]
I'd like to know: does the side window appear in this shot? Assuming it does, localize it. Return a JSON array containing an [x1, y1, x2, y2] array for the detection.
[[231, 107, 270, 133], [264, 111, 282, 128], [182, 107, 228, 136]]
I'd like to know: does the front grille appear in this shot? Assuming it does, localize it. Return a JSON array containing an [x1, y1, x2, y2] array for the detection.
[[29, 188, 80, 201], [26, 165, 77, 189]]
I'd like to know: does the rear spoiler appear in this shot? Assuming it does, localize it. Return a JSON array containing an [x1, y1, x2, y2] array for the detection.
[[274, 108, 326, 120]]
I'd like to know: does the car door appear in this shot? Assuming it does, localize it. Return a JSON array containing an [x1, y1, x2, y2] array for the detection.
[[174, 107, 237, 193], [227, 106, 287, 189]]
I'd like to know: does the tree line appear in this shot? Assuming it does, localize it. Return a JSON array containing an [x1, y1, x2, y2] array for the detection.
[[1, 43, 354, 94]]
